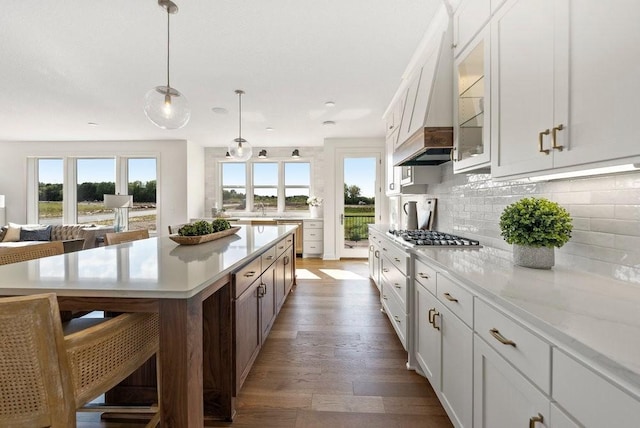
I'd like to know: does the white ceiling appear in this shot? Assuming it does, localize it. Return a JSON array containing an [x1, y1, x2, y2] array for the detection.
[[0, 0, 444, 148]]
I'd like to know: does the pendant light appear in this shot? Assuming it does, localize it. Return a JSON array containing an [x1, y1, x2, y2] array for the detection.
[[144, 0, 191, 130], [228, 90, 253, 161]]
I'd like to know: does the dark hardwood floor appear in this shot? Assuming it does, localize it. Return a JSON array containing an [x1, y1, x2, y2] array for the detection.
[[79, 258, 452, 427]]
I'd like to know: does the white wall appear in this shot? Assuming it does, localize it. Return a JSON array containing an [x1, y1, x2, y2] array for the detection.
[[0, 140, 204, 236], [399, 164, 640, 285]]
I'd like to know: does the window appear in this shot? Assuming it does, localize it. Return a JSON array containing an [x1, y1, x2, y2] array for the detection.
[[128, 158, 157, 233], [284, 162, 310, 211], [37, 159, 63, 224], [222, 163, 246, 211], [77, 158, 115, 226], [253, 163, 277, 212], [29, 156, 159, 233], [221, 160, 311, 213]]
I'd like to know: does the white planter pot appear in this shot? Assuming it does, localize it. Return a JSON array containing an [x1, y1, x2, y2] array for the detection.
[[309, 205, 322, 218], [513, 244, 555, 269]]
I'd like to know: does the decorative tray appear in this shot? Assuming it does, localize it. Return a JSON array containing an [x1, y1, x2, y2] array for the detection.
[[169, 226, 241, 245]]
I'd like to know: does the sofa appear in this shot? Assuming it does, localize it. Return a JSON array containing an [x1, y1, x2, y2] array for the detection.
[[0, 223, 112, 252]]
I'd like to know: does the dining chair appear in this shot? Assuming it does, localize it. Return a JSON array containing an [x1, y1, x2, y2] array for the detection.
[[104, 229, 149, 246], [0, 293, 160, 427], [167, 223, 187, 234], [0, 241, 64, 265]]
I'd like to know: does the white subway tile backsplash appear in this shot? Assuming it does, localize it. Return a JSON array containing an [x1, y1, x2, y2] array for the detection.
[[403, 168, 640, 285]]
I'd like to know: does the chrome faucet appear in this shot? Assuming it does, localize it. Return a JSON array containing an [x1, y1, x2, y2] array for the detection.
[[258, 202, 266, 217]]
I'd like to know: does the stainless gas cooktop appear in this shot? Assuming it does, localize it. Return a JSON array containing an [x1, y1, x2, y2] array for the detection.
[[387, 229, 481, 248]]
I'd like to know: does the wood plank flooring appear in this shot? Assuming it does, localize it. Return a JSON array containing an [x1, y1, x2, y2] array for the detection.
[[79, 258, 452, 427]]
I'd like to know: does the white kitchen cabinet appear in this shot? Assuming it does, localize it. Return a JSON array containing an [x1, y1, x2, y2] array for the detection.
[[414, 267, 473, 428], [491, 0, 640, 180], [453, 29, 491, 173], [302, 219, 323, 258], [385, 128, 402, 196], [368, 228, 382, 291], [552, 348, 640, 427], [453, 0, 491, 57], [379, 236, 410, 350], [550, 403, 580, 428], [474, 334, 550, 428]]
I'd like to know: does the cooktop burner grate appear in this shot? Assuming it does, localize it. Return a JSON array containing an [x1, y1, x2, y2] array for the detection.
[[388, 229, 481, 247]]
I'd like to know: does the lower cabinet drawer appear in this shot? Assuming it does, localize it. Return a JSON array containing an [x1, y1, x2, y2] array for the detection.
[[381, 283, 407, 349], [381, 257, 407, 306], [261, 246, 277, 268], [474, 298, 551, 393], [234, 257, 262, 298], [437, 274, 473, 328], [303, 228, 322, 241], [552, 348, 640, 427], [303, 241, 323, 254], [414, 257, 437, 295]]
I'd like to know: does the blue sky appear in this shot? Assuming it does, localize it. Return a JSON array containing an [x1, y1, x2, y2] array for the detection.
[[344, 157, 376, 197], [39, 158, 157, 183]]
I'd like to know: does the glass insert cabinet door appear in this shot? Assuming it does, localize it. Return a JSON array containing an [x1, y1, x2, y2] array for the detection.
[[454, 34, 490, 172]]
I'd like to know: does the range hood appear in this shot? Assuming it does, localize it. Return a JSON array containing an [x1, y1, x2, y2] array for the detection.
[[393, 127, 453, 166]]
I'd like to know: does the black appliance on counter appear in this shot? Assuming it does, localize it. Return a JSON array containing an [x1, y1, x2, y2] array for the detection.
[[388, 229, 481, 247]]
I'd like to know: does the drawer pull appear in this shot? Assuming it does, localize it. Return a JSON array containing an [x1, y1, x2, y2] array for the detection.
[[382, 294, 388, 300], [382, 268, 389, 273], [278, 246, 284, 250], [382, 247, 387, 251], [394, 257, 400, 262], [489, 328, 516, 347], [538, 129, 550, 154], [393, 315, 401, 324], [266, 255, 274, 260], [244, 271, 256, 278], [443, 292, 458, 302], [257, 284, 266, 297], [374, 250, 380, 258], [529, 413, 544, 428], [418, 272, 430, 279], [428, 308, 435, 325], [393, 284, 401, 289]]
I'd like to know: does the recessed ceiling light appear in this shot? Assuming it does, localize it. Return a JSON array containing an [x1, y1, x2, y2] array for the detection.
[[322, 120, 336, 126], [325, 101, 336, 107], [87, 122, 99, 126], [266, 127, 274, 131], [211, 107, 228, 114]]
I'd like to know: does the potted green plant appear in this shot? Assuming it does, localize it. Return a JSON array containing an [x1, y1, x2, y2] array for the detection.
[[499, 197, 573, 269]]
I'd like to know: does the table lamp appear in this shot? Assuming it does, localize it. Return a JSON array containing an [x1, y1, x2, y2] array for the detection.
[[104, 194, 133, 232]]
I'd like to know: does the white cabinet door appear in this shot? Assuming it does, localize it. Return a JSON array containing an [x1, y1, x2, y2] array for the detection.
[[474, 335, 550, 428], [454, 29, 491, 173], [415, 282, 441, 387], [490, 0, 558, 178], [416, 282, 473, 428], [385, 129, 401, 195], [552, 2, 640, 168], [439, 302, 473, 428], [454, 0, 491, 57]]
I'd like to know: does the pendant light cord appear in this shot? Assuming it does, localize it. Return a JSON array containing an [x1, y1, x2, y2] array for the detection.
[[166, 8, 171, 89], [238, 92, 242, 143]]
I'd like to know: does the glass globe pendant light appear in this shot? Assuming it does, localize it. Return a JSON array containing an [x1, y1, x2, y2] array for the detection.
[[144, 0, 191, 130], [228, 90, 253, 161]]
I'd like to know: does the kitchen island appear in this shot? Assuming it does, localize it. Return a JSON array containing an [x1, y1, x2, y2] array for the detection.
[[0, 224, 297, 427]]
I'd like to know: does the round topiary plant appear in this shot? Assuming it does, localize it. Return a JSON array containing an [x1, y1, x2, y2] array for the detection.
[[499, 197, 573, 248]]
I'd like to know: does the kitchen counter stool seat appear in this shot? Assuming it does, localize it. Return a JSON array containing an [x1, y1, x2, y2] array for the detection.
[[0, 293, 160, 427]]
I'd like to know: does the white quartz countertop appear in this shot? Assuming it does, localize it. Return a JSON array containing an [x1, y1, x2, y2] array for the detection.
[[0, 225, 296, 299], [370, 225, 640, 398]]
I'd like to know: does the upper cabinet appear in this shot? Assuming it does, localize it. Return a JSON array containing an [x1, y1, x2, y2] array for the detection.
[[453, 29, 491, 173], [491, 0, 640, 180]]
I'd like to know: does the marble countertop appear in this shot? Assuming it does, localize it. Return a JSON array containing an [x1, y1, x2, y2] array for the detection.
[[370, 225, 640, 399], [0, 225, 296, 299]]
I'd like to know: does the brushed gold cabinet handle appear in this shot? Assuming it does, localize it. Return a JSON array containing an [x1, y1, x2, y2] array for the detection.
[[394, 284, 401, 289], [489, 328, 516, 347], [266, 255, 273, 260], [244, 271, 256, 278], [538, 129, 550, 154], [552, 124, 564, 151], [443, 292, 458, 302], [529, 413, 544, 428], [428, 308, 435, 325], [393, 315, 401, 323], [382, 294, 388, 300], [432, 311, 440, 331], [418, 272, 430, 279], [382, 268, 389, 273], [375, 250, 380, 258], [394, 257, 400, 262]]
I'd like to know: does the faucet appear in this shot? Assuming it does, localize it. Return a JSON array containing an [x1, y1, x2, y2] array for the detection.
[[258, 202, 266, 217]]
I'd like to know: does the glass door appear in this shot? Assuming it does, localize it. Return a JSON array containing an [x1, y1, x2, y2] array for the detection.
[[338, 155, 379, 258]]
